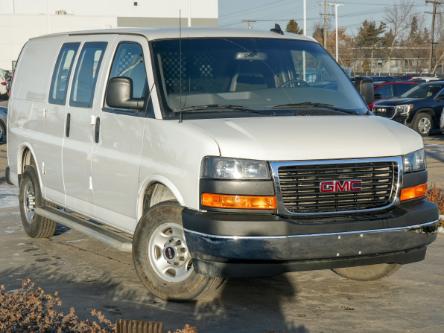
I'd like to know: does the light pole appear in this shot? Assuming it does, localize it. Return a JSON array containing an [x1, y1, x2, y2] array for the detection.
[[188, 0, 192, 27], [303, 0, 307, 36], [329, 3, 343, 62], [302, 0, 307, 80]]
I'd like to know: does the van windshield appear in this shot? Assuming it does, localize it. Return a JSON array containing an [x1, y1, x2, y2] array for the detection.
[[151, 38, 368, 119]]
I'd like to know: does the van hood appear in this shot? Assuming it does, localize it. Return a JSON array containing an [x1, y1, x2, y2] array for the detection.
[[184, 115, 423, 161]]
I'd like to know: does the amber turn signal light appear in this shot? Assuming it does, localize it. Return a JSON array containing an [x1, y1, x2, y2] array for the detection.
[[400, 183, 427, 202], [201, 193, 277, 210]]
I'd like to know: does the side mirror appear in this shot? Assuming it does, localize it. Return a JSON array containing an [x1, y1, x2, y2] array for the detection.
[[106, 77, 145, 110]]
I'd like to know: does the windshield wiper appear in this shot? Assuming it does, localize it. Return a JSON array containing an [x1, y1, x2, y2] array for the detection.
[[272, 102, 356, 114], [177, 104, 268, 115]]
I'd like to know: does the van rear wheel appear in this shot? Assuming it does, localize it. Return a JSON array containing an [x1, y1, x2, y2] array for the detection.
[[332, 263, 400, 281], [132, 201, 223, 301], [19, 166, 56, 238]]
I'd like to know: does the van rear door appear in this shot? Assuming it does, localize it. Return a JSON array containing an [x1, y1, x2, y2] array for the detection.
[[45, 41, 80, 204], [62, 37, 112, 215]]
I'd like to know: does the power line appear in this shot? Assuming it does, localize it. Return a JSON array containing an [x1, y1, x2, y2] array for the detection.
[[320, 0, 334, 47], [425, 0, 443, 73], [219, 0, 292, 19]]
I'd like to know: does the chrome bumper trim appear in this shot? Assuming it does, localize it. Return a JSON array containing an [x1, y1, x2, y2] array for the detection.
[[184, 219, 439, 240]]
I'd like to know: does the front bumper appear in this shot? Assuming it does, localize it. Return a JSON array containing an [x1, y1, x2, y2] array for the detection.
[[183, 200, 439, 277]]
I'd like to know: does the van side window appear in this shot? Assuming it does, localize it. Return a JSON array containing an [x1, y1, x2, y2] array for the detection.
[[108, 42, 148, 103], [49, 43, 80, 105], [70, 42, 107, 108]]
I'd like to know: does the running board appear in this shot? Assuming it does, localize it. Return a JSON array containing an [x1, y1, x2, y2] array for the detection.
[[35, 207, 132, 252]]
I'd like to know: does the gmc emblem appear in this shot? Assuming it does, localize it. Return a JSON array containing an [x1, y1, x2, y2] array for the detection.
[[319, 180, 362, 193]]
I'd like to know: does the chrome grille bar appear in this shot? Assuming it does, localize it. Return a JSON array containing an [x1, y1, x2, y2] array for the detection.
[[270, 157, 403, 216]]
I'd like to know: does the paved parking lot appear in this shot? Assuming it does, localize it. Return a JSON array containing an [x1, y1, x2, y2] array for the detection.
[[0, 135, 443, 332]]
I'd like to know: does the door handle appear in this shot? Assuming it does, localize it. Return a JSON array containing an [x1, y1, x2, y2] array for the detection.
[[65, 113, 71, 137], [94, 117, 100, 143]]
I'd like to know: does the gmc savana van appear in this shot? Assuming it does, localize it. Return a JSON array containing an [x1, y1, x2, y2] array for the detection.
[[7, 28, 439, 301]]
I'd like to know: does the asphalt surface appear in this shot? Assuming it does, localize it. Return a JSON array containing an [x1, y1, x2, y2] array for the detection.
[[0, 124, 443, 332]]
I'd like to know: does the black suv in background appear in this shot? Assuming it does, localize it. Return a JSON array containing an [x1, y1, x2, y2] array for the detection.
[[372, 81, 444, 136]]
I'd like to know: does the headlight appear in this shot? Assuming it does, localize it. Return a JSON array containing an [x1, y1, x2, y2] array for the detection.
[[403, 149, 426, 173], [395, 104, 414, 116], [201, 157, 270, 180]]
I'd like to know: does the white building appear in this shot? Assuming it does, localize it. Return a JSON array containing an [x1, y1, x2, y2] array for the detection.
[[0, 0, 219, 69]]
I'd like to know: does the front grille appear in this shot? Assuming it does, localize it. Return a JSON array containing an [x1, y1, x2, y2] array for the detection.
[[276, 160, 399, 214], [373, 106, 396, 118]]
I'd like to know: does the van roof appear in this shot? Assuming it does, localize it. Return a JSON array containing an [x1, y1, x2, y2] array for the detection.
[[30, 27, 317, 43]]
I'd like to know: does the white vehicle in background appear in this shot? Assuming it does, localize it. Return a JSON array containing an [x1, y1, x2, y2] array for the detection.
[[0, 69, 9, 97], [410, 76, 441, 83], [6, 27, 440, 301], [441, 107, 444, 132]]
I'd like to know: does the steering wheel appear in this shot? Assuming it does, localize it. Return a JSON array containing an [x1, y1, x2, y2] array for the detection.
[[278, 79, 309, 88]]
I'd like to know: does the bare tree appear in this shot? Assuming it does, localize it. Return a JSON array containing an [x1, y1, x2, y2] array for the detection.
[[384, 0, 416, 57]]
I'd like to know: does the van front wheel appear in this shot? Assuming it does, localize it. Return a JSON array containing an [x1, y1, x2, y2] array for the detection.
[[132, 201, 223, 301], [332, 263, 400, 281]]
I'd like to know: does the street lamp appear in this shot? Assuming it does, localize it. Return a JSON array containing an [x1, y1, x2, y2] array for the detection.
[[303, 0, 307, 36], [329, 3, 343, 62]]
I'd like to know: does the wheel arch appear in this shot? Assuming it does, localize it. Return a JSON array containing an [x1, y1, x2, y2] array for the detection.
[[16, 143, 43, 188], [411, 108, 435, 122], [137, 176, 185, 221]]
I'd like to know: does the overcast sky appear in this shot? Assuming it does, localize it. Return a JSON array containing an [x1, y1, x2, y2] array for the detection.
[[219, 0, 432, 36]]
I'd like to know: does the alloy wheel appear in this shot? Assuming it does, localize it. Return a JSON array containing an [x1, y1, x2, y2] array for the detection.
[[148, 223, 193, 283]]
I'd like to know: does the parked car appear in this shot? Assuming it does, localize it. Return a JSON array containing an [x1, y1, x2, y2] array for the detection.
[[440, 107, 444, 133], [5, 71, 13, 97], [409, 76, 441, 83], [369, 81, 419, 109], [0, 106, 6, 142], [7, 28, 439, 301], [0, 69, 9, 98], [373, 81, 444, 136]]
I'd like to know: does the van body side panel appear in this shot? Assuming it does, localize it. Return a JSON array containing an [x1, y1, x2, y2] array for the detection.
[[7, 38, 64, 202], [139, 120, 220, 224]]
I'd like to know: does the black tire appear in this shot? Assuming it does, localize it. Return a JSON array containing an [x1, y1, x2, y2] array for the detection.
[[19, 165, 56, 238], [133, 201, 223, 301], [332, 263, 400, 281], [411, 112, 433, 137], [0, 121, 6, 143]]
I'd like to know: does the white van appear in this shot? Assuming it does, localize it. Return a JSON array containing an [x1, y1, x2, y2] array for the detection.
[[7, 28, 439, 301]]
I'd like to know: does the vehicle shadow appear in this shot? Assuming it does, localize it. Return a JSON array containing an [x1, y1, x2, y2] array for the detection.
[[191, 276, 309, 333], [0, 263, 309, 332]]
